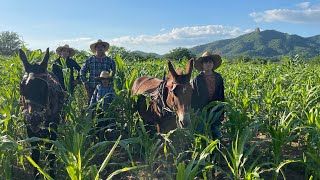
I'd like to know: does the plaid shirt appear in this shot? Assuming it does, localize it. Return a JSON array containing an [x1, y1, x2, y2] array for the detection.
[[90, 84, 115, 109], [80, 55, 116, 88]]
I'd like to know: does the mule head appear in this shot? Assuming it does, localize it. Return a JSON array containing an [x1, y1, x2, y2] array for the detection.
[[166, 58, 194, 128], [19, 48, 49, 74], [19, 48, 50, 115]]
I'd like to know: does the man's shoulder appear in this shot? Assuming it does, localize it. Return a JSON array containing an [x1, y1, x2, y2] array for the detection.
[[68, 58, 80, 65], [192, 72, 204, 80], [95, 84, 102, 89], [213, 72, 223, 79], [105, 56, 115, 62], [86, 55, 96, 62], [54, 58, 61, 64], [68, 57, 76, 62]]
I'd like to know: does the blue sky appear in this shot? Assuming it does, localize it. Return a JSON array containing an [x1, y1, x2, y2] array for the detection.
[[1, 0, 320, 54]]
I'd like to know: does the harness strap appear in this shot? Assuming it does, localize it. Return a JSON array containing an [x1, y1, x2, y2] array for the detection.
[[156, 80, 174, 116], [133, 77, 156, 95], [21, 73, 53, 115]]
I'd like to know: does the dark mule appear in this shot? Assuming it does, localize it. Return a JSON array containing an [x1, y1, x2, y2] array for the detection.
[[19, 48, 65, 179], [131, 59, 193, 133]]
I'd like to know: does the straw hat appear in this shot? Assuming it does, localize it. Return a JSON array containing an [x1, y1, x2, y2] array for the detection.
[[56, 44, 75, 57], [90, 39, 110, 53], [194, 51, 222, 71], [95, 71, 113, 80]]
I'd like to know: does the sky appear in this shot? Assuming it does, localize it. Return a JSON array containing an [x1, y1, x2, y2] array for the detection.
[[1, 0, 320, 55]]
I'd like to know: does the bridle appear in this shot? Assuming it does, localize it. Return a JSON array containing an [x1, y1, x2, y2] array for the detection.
[[22, 72, 51, 115], [158, 80, 192, 115], [168, 81, 192, 94]]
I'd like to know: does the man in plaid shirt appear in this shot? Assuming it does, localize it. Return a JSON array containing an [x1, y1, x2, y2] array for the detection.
[[80, 39, 116, 104]]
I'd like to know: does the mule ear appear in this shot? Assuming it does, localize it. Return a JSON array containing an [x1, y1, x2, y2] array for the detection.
[[40, 48, 50, 69], [168, 61, 178, 78], [186, 58, 194, 75], [19, 49, 30, 72]]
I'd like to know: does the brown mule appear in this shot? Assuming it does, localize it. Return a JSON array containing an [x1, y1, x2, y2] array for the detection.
[[131, 59, 194, 133]]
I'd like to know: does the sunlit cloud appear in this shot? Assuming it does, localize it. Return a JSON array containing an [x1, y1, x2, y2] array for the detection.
[[27, 25, 253, 54], [296, 2, 311, 9], [250, 2, 320, 23], [53, 37, 94, 51], [110, 25, 252, 46], [60, 37, 92, 43], [107, 25, 253, 54]]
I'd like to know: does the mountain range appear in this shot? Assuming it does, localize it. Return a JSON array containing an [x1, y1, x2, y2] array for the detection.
[[190, 29, 320, 59], [135, 29, 320, 60]]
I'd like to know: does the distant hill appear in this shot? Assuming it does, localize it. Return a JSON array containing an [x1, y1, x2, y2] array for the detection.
[[189, 30, 320, 59], [132, 50, 161, 58], [308, 35, 320, 44]]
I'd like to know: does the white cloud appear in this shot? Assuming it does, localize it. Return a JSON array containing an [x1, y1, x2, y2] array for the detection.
[[26, 25, 253, 54], [296, 2, 311, 9], [110, 25, 252, 46], [53, 37, 94, 51], [60, 37, 92, 43], [250, 2, 320, 23]]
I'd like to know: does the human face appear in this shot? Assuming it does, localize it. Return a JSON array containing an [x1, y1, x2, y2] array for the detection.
[[101, 79, 109, 86], [202, 60, 214, 71], [60, 48, 70, 58], [95, 44, 105, 55]]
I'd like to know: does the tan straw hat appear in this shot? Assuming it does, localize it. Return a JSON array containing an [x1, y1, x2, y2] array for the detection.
[[194, 51, 222, 71], [90, 39, 110, 53], [56, 44, 75, 57], [95, 71, 113, 80]]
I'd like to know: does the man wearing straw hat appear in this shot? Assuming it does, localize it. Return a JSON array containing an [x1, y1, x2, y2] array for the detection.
[[52, 44, 81, 95], [191, 51, 225, 140], [80, 39, 116, 104]]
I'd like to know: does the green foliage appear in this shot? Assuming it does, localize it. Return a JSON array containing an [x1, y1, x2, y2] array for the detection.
[[190, 30, 320, 59], [108, 45, 159, 62], [176, 139, 219, 180], [218, 127, 267, 180], [0, 31, 23, 56], [164, 47, 196, 61], [0, 48, 320, 179]]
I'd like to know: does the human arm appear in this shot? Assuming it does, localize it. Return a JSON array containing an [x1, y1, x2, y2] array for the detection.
[[73, 59, 82, 80], [90, 88, 97, 106], [216, 74, 225, 121], [191, 75, 208, 110], [110, 58, 116, 76], [80, 59, 88, 84], [52, 59, 65, 89]]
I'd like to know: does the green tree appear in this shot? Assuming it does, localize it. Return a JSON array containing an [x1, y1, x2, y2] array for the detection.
[[108, 45, 131, 61], [165, 47, 196, 61], [0, 31, 23, 56]]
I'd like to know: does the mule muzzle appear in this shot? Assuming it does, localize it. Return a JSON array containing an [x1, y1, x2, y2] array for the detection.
[[177, 112, 191, 128]]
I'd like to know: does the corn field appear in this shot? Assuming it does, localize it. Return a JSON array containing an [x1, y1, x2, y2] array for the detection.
[[0, 49, 320, 180]]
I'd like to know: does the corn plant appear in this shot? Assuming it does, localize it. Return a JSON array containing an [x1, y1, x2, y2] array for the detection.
[[266, 112, 298, 167], [176, 139, 219, 180], [217, 127, 269, 179]]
